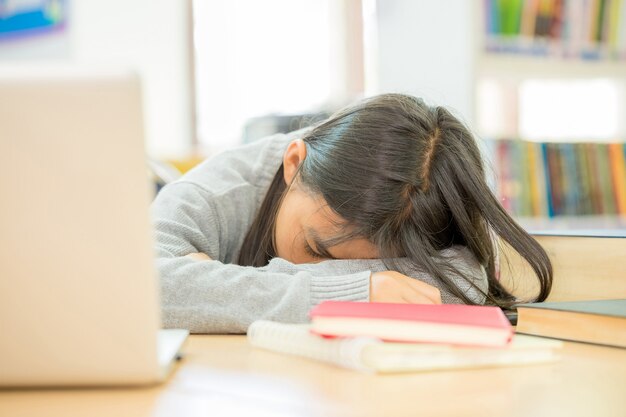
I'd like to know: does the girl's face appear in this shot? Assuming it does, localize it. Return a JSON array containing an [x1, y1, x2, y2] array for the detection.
[[274, 183, 379, 264]]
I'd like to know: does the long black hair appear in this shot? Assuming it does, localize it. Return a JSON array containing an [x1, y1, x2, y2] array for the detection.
[[238, 94, 552, 306]]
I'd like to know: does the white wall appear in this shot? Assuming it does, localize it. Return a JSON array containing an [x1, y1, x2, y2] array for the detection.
[[0, 1, 194, 158], [0, 33, 71, 60], [193, 0, 339, 151], [374, 0, 476, 125], [72, 0, 194, 158]]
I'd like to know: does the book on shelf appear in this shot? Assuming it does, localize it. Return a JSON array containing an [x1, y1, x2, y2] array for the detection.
[[248, 320, 561, 373], [308, 301, 513, 348], [516, 299, 626, 348], [609, 142, 626, 212], [483, 0, 626, 60], [492, 139, 626, 218]]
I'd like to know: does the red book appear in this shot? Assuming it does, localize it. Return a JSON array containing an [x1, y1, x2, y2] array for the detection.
[[309, 301, 513, 348]]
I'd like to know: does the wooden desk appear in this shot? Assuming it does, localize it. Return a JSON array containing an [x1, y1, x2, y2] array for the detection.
[[1, 335, 625, 417]]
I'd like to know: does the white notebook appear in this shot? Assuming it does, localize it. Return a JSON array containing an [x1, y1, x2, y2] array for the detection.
[[247, 320, 562, 373]]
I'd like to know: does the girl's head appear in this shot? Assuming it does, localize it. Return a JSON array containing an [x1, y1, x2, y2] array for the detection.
[[239, 93, 552, 306]]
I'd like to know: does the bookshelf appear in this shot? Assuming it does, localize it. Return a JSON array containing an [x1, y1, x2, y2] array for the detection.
[[474, 0, 626, 233], [478, 55, 626, 78]]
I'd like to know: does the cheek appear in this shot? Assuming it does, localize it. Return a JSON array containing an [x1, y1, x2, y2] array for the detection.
[[274, 197, 300, 261]]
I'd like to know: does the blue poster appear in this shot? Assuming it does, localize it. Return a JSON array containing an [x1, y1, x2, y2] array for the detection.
[[0, 0, 67, 41]]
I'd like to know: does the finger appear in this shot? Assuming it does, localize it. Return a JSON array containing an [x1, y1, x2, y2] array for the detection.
[[401, 282, 440, 304], [185, 252, 212, 261], [401, 291, 437, 305]]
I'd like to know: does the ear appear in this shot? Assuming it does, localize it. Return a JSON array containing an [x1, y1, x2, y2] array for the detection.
[[282, 139, 307, 185]]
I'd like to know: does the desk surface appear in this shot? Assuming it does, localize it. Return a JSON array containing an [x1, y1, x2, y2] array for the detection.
[[1, 335, 625, 417]]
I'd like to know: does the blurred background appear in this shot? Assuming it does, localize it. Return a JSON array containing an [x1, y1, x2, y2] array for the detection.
[[1, 0, 625, 233]]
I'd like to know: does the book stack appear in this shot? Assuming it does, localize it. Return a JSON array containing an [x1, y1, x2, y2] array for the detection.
[[516, 299, 626, 348], [492, 139, 626, 217], [248, 301, 562, 373], [484, 0, 626, 60]]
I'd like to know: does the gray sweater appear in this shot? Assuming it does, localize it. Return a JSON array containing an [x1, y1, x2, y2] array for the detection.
[[151, 129, 489, 334]]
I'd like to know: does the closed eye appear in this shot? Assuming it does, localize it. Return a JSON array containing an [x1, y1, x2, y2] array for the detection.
[[304, 241, 324, 259]]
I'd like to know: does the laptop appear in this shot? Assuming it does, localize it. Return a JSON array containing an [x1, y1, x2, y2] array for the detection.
[[0, 64, 188, 387]]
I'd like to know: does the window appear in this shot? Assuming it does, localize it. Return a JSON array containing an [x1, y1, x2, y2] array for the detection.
[[193, 0, 335, 152]]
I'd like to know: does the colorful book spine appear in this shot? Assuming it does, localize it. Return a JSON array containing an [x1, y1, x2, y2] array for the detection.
[[548, 143, 564, 215], [620, 0, 626, 59], [597, 144, 618, 214], [541, 142, 555, 217], [527, 141, 541, 215], [493, 139, 626, 218], [584, 143, 604, 214], [484, 0, 626, 60], [561, 143, 577, 215], [608, 142, 626, 214], [576, 143, 593, 214]]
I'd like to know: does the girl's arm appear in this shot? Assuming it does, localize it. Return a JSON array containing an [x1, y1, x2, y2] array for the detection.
[[152, 181, 487, 334], [153, 181, 371, 333]]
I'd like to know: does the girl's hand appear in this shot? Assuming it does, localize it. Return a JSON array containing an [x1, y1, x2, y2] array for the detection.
[[185, 252, 212, 261], [370, 271, 442, 304]]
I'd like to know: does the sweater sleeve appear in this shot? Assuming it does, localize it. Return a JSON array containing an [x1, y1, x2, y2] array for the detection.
[[151, 181, 488, 334], [151, 181, 371, 333]]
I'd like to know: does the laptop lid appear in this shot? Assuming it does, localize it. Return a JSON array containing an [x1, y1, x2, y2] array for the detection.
[[0, 65, 162, 386]]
